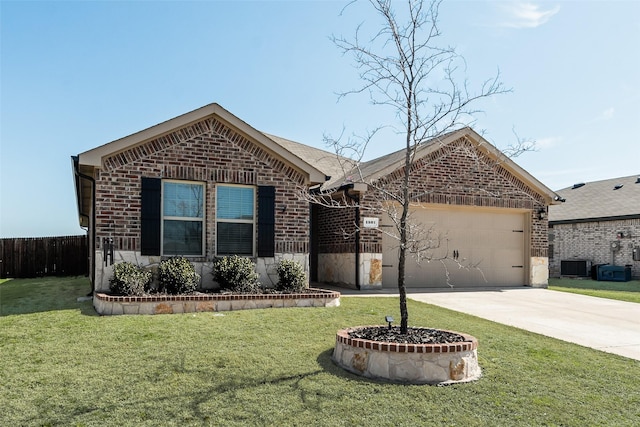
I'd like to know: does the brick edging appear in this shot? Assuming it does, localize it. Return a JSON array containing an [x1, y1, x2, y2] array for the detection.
[[94, 288, 341, 303], [335, 326, 478, 354]]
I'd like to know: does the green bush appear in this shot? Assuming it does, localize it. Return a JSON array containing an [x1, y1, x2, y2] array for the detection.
[[212, 255, 260, 293], [109, 262, 152, 296], [158, 257, 200, 295], [275, 259, 307, 292]]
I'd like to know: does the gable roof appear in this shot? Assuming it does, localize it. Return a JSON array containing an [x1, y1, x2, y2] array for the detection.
[[549, 175, 640, 223], [318, 127, 560, 204], [73, 103, 332, 228], [76, 103, 328, 185]]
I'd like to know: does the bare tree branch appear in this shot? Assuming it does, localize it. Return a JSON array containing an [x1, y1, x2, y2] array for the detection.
[[308, 0, 537, 332]]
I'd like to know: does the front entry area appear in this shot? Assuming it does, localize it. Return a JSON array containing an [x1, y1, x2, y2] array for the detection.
[[381, 205, 527, 288]]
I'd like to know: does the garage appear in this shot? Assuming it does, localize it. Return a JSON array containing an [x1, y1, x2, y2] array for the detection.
[[381, 205, 527, 288]]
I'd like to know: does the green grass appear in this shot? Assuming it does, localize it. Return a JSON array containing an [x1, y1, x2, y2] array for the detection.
[[549, 277, 640, 303], [1, 277, 639, 426]]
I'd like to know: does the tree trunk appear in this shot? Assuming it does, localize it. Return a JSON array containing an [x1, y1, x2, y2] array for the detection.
[[398, 95, 413, 334], [398, 217, 409, 333], [398, 262, 409, 333]]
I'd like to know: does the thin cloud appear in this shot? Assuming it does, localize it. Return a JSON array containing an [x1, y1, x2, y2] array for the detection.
[[499, 2, 561, 29], [535, 136, 561, 149], [598, 107, 615, 121]]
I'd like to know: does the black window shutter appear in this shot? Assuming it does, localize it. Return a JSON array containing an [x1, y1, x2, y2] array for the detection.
[[257, 186, 275, 257], [141, 177, 161, 256]]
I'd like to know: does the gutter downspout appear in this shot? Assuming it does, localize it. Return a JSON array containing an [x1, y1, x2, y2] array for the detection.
[[72, 156, 96, 296], [345, 189, 361, 290]]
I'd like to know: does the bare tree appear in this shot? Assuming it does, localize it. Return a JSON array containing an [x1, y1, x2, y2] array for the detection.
[[324, 0, 532, 333]]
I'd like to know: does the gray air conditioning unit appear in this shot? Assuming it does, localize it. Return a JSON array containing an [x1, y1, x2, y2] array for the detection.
[[560, 260, 591, 277]]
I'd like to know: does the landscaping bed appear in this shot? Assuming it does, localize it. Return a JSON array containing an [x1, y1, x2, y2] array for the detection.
[[333, 326, 480, 385]]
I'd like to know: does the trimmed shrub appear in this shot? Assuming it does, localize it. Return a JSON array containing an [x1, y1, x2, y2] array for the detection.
[[275, 259, 308, 292], [212, 255, 260, 293], [110, 262, 152, 296], [158, 257, 200, 295]]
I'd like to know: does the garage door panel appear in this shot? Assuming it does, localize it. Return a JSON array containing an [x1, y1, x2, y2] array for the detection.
[[382, 207, 526, 288]]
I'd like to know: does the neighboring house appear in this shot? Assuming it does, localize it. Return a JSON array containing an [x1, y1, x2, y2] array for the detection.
[[73, 103, 559, 293], [548, 175, 640, 279]]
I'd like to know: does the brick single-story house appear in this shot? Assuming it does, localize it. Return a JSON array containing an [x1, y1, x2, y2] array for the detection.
[[549, 175, 640, 279], [73, 103, 559, 293]]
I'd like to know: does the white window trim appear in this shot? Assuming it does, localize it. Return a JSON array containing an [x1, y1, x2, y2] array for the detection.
[[161, 179, 206, 257], [215, 183, 256, 257]]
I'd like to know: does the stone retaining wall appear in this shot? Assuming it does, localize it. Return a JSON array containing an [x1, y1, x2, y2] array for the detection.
[[333, 326, 481, 385], [94, 288, 340, 315]]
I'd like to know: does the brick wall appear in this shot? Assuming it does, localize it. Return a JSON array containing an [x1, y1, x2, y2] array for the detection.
[[316, 204, 356, 254], [93, 117, 310, 257], [549, 218, 640, 279]]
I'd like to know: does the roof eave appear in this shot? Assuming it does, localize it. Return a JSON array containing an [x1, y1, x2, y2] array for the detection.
[[549, 213, 640, 225], [71, 156, 92, 228]]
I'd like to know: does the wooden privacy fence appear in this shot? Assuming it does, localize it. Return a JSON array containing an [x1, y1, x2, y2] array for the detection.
[[0, 235, 88, 278]]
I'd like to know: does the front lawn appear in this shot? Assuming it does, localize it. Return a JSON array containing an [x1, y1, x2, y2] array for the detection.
[[1, 277, 639, 426], [549, 277, 640, 303]]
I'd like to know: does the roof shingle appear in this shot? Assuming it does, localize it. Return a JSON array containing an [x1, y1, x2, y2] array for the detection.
[[549, 175, 640, 222]]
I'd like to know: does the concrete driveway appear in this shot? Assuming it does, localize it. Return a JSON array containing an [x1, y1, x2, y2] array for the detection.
[[332, 286, 640, 361]]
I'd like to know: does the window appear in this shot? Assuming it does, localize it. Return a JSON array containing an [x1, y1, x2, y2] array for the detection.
[[141, 177, 274, 258], [162, 180, 205, 256], [216, 185, 255, 256]]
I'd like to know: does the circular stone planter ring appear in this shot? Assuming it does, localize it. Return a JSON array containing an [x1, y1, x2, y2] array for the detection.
[[332, 326, 481, 385]]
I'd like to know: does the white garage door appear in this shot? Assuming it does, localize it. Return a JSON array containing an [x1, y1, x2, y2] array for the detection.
[[381, 206, 526, 288]]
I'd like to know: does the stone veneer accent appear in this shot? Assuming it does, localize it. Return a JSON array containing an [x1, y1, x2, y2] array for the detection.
[[317, 253, 382, 289], [530, 256, 549, 287], [93, 288, 340, 316], [333, 326, 481, 385]]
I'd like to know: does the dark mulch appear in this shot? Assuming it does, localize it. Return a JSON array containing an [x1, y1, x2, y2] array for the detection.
[[348, 326, 467, 344], [105, 288, 321, 297], [212, 288, 319, 296]]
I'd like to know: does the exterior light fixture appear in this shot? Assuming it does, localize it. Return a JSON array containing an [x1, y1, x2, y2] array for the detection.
[[385, 316, 394, 330], [538, 209, 547, 220]]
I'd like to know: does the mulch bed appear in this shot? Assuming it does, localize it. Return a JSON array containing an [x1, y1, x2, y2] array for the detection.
[[348, 326, 467, 344], [104, 288, 322, 298]]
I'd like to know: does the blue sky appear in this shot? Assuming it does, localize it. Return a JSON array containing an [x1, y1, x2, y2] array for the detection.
[[1, 0, 638, 238]]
